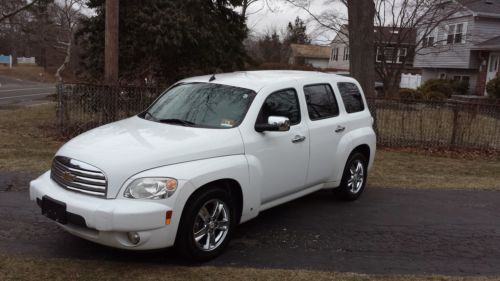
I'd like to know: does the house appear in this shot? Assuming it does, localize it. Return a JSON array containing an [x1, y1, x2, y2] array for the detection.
[[414, 0, 500, 96], [329, 25, 420, 80], [288, 44, 332, 69]]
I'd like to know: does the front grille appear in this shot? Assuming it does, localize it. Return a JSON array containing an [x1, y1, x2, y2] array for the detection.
[[51, 156, 107, 197]]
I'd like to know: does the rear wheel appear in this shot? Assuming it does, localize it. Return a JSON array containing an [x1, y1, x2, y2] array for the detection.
[[334, 152, 368, 201], [175, 187, 235, 262]]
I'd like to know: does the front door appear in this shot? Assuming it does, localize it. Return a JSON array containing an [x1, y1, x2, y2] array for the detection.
[[486, 52, 500, 96], [243, 88, 310, 204]]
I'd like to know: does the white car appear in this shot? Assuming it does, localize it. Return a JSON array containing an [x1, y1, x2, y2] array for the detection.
[[30, 71, 376, 261]]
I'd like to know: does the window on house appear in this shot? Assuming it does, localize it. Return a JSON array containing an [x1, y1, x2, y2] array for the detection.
[[343, 47, 349, 61], [398, 48, 407, 63], [331, 47, 339, 61], [439, 73, 447, 80], [304, 84, 339, 120], [453, 75, 470, 83], [422, 29, 436, 48], [376, 47, 406, 63], [446, 23, 466, 44]]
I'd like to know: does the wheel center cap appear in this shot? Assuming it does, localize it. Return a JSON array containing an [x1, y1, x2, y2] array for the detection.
[[208, 221, 215, 229]]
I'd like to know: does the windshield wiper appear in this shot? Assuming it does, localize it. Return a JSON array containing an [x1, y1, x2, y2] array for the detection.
[[158, 118, 196, 127], [144, 111, 157, 121]]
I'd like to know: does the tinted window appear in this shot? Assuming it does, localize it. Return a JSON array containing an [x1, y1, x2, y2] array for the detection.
[[257, 89, 301, 125], [338, 82, 365, 113], [304, 84, 339, 120], [145, 83, 256, 128]]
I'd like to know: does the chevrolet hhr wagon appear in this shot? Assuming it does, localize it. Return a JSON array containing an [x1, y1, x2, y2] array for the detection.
[[30, 71, 376, 261]]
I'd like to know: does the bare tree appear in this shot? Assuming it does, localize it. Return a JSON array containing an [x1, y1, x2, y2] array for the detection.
[[51, 0, 84, 82], [241, 0, 277, 19], [373, 0, 474, 96], [0, 0, 45, 22], [285, 0, 475, 96]]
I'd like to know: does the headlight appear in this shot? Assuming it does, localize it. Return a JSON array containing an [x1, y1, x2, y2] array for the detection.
[[124, 177, 177, 199]]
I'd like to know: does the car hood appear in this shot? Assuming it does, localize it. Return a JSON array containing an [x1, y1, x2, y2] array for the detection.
[[55, 116, 245, 198]]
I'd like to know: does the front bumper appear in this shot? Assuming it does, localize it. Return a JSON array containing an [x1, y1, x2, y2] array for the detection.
[[30, 172, 176, 250]]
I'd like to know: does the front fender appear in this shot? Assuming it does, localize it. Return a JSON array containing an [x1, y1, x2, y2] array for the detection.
[[120, 155, 257, 230]]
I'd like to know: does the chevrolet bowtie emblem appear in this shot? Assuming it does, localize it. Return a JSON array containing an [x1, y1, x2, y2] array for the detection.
[[62, 171, 76, 182]]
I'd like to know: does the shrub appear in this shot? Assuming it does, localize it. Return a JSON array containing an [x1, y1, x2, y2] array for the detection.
[[486, 77, 500, 99], [419, 79, 454, 98], [399, 88, 423, 100], [425, 91, 447, 101], [450, 80, 469, 95]]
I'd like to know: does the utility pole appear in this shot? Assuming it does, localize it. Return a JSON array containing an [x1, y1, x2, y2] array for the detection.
[[104, 0, 119, 84]]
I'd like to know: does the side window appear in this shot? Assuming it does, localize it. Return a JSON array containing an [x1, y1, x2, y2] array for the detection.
[[256, 89, 301, 125], [338, 82, 365, 113], [304, 84, 339, 120]]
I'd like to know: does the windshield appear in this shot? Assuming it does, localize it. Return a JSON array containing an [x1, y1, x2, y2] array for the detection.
[[142, 83, 256, 129]]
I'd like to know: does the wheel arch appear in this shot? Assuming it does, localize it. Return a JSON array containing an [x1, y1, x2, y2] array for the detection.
[[180, 178, 244, 225], [350, 144, 371, 164]]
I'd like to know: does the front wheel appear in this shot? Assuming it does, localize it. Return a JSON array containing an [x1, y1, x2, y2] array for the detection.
[[175, 187, 235, 262], [334, 152, 368, 201]]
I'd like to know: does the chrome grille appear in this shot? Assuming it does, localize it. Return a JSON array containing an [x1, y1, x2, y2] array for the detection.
[[51, 156, 107, 197]]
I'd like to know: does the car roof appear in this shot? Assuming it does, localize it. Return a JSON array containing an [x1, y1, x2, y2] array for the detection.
[[178, 70, 353, 92]]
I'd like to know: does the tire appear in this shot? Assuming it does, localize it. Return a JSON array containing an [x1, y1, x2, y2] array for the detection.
[[334, 152, 368, 201], [175, 187, 236, 262]]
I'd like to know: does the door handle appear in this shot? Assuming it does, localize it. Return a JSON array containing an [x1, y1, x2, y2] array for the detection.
[[335, 126, 346, 133], [291, 135, 306, 143]]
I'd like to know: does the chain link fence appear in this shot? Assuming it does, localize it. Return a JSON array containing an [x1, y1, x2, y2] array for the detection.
[[56, 83, 500, 151]]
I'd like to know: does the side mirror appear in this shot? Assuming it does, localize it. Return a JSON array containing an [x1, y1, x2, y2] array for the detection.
[[255, 116, 290, 132]]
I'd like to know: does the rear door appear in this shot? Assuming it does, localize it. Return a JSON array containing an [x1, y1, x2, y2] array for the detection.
[[304, 83, 348, 185]]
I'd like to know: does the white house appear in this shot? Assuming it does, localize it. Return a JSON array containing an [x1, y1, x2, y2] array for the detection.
[[288, 44, 332, 69]]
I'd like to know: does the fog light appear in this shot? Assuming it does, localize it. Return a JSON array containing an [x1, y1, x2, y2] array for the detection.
[[127, 232, 140, 245]]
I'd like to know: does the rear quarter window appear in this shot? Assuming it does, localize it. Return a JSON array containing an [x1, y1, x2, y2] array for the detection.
[[337, 82, 365, 113]]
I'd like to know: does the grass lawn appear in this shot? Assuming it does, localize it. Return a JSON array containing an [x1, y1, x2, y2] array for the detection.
[[0, 104, 499, 190], [368, 149, 500, 190], [0, 65, 57, 83], [1, 254, 500, 281], [0, 103, 61, 174]]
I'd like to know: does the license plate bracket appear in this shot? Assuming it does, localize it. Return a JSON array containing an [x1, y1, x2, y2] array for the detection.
[[41, 196, 67, 224]]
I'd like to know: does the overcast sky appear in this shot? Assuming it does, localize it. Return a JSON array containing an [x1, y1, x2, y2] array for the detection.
[[245, 0, 346, 45]]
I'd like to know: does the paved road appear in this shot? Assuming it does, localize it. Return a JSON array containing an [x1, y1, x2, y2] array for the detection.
[[1, 187, 500, 276], [0, 75, 55, 107]]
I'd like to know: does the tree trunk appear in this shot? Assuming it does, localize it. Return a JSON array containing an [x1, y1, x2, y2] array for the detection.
[[347, 0, 375, 97], [55, 40, 72, 83], [105, 0, 119, 84]]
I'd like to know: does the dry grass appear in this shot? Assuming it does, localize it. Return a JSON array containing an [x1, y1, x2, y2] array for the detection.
[[369, 149, 500, 190], [0, 65, 57, 83], [0, 103, 62, 174], [1, 254, 499, 281]]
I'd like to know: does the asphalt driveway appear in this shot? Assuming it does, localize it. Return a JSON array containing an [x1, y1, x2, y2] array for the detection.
[[1, 187, 500, 276], [0, 75, 54, 107]]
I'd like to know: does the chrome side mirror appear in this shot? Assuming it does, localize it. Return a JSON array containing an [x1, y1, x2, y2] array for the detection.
[[268, 116, 290, 131], [255, 116, 290, 132]]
